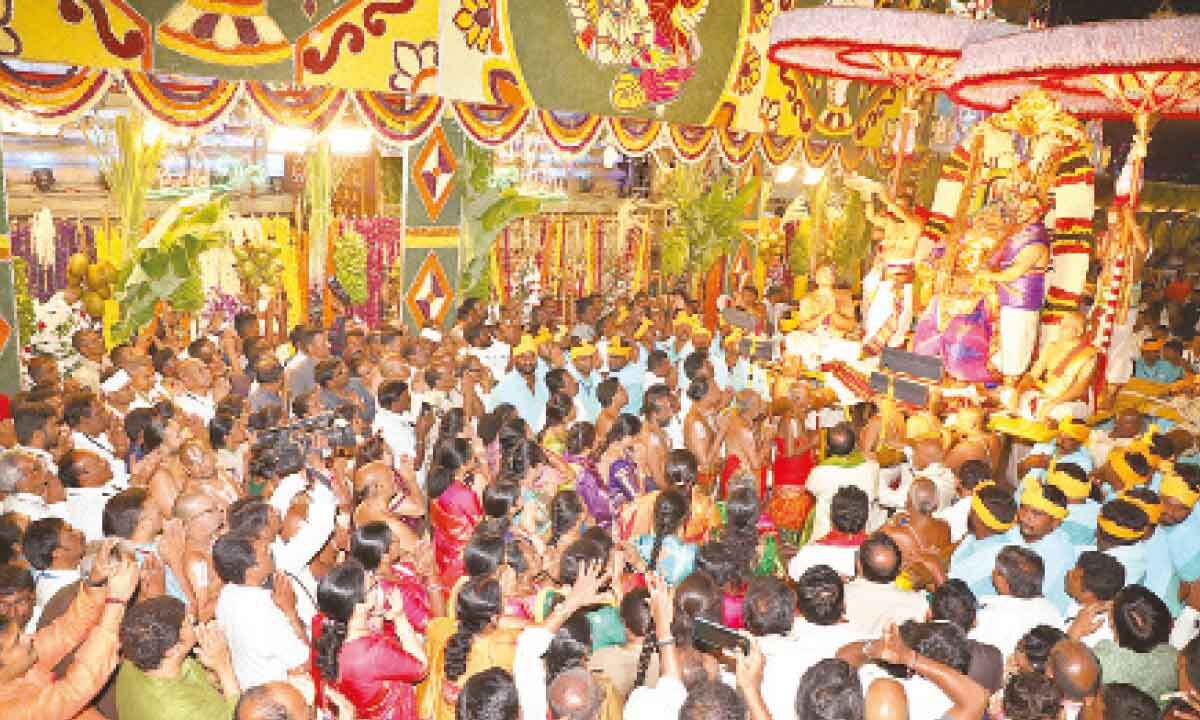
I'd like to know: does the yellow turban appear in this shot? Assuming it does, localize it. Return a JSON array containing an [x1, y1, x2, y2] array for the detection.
[[634, 319, 653, 340], [1020, 480, 1069, 521], [723, 329, 745, 348], [513, 334, 539, 357], [674, 311, 693, 328], [1143, 338, 1165, 352], [1058, 417, 1091, 444], [1108, 449, 1148, 489], [779, 313, 801, 333], [1120, 492, 1163, 526], [971, 483, 1016, 532], [1097, 516, 1146, 541], [1047, 469, 1091, 502], [1161, 469, 1200, 509], [607, 337, 632, 358], [691, 321, 712, 338], [534, 327, 553, 346], [570, 343, 597, 360]]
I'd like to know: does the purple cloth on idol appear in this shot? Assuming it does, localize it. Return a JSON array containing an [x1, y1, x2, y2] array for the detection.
[[913, 296, 995, 383], [990, 222, 1049, 311]]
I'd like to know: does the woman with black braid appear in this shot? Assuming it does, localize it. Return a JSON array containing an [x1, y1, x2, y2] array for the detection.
[[588, 587, 661, 698], [312, 560, 427, 720], [632, 488, 696, 585], [419, 577, 520, 720]]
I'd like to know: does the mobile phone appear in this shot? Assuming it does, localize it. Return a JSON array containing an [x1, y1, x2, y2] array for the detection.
[[692, 617, 750, 655]]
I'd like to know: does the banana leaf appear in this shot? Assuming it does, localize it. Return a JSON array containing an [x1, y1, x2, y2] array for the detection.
[[111, 195, 230, 343]]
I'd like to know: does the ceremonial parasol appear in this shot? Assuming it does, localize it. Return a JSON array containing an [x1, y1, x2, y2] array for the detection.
[[951, 15, 1200, 209], [950, 15, 1200, 385], [768, 7, 1019, 191]]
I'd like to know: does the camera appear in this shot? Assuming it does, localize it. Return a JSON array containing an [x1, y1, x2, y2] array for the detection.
[[253, 411, 356, 453]]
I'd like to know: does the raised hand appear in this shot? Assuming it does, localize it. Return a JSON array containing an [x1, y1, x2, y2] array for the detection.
[[106, 558, 141, 603], [866, 624, 915, 667], [734, 636, 766, 693], [645, 572, 673, 632], [271, 571, 296, 614], [139, 553, 167, 598], [88, 539, 119, 586], [565, 559, 611, 610], [1067, 602, 1111, 641], [196, 621, 233, 672]]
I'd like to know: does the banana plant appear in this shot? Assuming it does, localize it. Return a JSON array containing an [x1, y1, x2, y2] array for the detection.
[[459, 142, 543, 300], [85, 114, 165, 266], [661, 166, 761, 283], [111, 194, 230, 343]]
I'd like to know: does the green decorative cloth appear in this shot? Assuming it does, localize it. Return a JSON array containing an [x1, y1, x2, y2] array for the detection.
[[820, 453, 865, 468], [115, 658, 237, 720], [754, 535, 782, 577]]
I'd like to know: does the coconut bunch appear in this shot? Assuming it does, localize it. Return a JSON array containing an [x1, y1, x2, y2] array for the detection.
[[67, 252, 116, 318], [233, 241, 284, 293]]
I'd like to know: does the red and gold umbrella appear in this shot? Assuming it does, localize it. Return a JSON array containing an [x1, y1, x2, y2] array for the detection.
[[768, 6, 1019, 191]]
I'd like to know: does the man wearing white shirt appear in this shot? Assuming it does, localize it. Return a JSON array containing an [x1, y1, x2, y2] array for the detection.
[[262, 469, 338, 577], [843, 533, 930, 636], [174, 358, 218, 426], [466, 324, 510, 382], [214, 533, 310, 690], [373, 380, 419, 471], [808, 423, 883, 543], [934, 459, 992, 544], [969, 545, 1063, 658], [1063, 551, 1125, 647], [748, 570, 865, 720], [0, 449, 66, 522], [790, 486, 870, 580], [64, 392, 128, 489], [60, 449, 124, 541], [21, 516, 85, 630], [12, 401, 64, 477]]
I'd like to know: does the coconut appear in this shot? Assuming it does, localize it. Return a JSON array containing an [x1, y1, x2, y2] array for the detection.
[[82, 291, 105, 318], [67, 253, 90, 281]]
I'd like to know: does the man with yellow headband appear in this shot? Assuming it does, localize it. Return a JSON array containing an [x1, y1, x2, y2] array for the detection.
[[712, 329, 750, 393], [948, 483, 1018, 600], [491, 333, 550, 432], [1094, 448, 1153, 499], [1020, 417, 1096, 480], [1004, 480, 1076, 612], [1134, 337, 1184, 384], [606, 336, 644, 416], [567, 342, 601, 423], [1145, 463, 1200, 615], [1048, 463, 1101, 546], [1092, 498, 1151, 585]]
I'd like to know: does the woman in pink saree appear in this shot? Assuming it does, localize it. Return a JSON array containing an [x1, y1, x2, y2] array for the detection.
[[429, 437, 484, 589]]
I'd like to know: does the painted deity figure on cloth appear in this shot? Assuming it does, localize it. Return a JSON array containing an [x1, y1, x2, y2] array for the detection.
[[855, 178, 921, 356], [565, 0, 711, 112]]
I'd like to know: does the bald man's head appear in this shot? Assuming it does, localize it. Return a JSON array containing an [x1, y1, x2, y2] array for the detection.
[[353, 461, 395, 499], [235, 682, 310, 720], [865, 677, 909, 720], [1048, 639, 1101, 701], [907, 477, 939, 516], [548, 667, 603, 720]]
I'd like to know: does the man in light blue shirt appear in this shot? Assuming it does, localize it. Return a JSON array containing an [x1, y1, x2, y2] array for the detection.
[[1046, 463, 1101, 546], [607, 337, 644, 416], [949, 484, 1019, 601], [1133, 339, 1185, 384], [1093, 497, 1152, 585], [492, 335, 549, 433], [1019, 417, 1095, 481], [566, 343, 601, 423], [712, 331, 751, 393], [1003, 481, 1076, 613], [1147, 465, 1200, 615]]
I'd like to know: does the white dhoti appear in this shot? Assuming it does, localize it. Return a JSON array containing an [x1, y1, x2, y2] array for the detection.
[[1015, 389, 1091, 422], [1106, 314, 1138, 384], [863, 277, 913, 350], [994, 306, 1040, 378], [784, 330, 862, 369]]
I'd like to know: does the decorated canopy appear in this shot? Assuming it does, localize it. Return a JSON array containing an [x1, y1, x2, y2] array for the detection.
[[950, 15, 1200, 119]]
